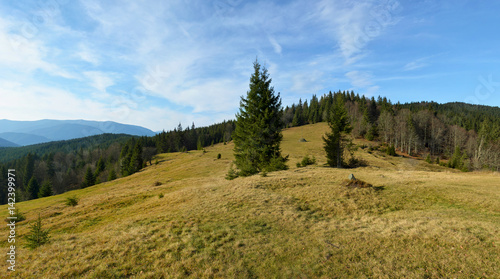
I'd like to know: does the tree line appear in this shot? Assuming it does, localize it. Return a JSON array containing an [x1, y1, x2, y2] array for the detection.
[[0, 121, 235, 205], [283, 91, 500, 171], [2, 62, 500, 203]]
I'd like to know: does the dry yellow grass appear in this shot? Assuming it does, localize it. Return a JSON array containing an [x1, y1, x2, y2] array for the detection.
[[1, 122, 499, 278]]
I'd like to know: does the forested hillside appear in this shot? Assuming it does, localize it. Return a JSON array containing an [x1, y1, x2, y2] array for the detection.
[[1, 92, 499, 205], [0, 121, 234, 205], [283, 91, 500, 171]]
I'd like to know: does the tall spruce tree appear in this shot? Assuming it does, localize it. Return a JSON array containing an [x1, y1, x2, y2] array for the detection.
[[26, 177, 40, 200], [83, 166, 95, 188], [232, 60, 288, 176], [323, 93, 353, 168], [38, 180, 53, 198]]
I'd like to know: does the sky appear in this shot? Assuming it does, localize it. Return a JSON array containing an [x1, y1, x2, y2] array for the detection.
[[1, 0, 499, 132]]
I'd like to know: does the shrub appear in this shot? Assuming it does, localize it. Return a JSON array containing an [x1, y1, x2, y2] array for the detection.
[[153, 181, 162, 186], [386, 144, 396, 156], [5, 208, 26, 223], [65, 196, 79, 207], [217, 153, 222, 159], [436, 157, 440, 165], [298, 155, 316, 167], [264, 155, 289, 172], [158, 193, 164, 199], [425, 154, 433, 164], [225, 165, 238, 180], [24, 214, 50, 249], [347, 157, 368, 168]]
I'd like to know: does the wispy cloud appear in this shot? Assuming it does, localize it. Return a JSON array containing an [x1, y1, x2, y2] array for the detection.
[[84, 71, 115, 93]]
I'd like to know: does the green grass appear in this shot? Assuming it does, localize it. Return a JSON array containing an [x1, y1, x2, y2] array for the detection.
[[1, 123, 499, 278]]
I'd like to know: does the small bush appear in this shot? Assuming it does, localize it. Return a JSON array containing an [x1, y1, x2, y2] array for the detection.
[[436, 157, 440, 165], [217, 153, 222, 159], [425, 154, 433, 164], [158, 193, 164, 199], [155, 159, 159, 165], [347, 157, 368, 168], [5, 208, 26, 223], [153, 181, 162, 186], [225, 165, 239, 180], [297, 155, 316, 167], [260, 171, 268, 177], [264, 155, 289, 172], [24, 214, 50, 249], [65, 196, 79, 207], [386, 144, 396, 156]]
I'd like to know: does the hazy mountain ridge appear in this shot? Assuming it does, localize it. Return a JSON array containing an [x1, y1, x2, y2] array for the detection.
[[0, 119, 156, 146], [0, 137, 18, 147]]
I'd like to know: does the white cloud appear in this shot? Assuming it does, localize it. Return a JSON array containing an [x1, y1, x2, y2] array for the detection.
[[268, 36, 282, 54], [84, 71, 115, 92], [345, 71, 374, 88], [316, 0, 401, 62], [77, 43, 100, 65]]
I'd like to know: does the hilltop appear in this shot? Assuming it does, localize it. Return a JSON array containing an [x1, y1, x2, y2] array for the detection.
[[0, 119, 155, 147], [1, 123, 499, 278]]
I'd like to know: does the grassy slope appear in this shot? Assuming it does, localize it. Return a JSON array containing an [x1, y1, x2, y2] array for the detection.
[[1, 123, 499, 278]]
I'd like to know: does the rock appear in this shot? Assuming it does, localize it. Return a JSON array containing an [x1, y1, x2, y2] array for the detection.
[[348, 174, 356, 181], [298, 138, 307, 142]]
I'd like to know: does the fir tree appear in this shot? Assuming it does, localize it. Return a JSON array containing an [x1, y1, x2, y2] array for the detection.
[[129, 141, 143, 174], [26, 177, 40, 200], [95, 156, 105, 176], [232, 60, 288, 176], [38, 180, 53, 198], [323, 93, 353, 168], [24, 214, 50, 249], [83, 166, 95, 188], [108, 168, 117, 181]]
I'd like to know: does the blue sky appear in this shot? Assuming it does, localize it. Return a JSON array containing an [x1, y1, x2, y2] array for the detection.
[[1, 0, 499, 131]]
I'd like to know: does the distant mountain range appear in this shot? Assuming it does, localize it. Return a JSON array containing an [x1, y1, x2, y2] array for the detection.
[[0, 119, 156, 147]]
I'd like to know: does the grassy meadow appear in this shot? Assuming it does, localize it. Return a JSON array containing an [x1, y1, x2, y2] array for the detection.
[[1, 122, 499, 278]]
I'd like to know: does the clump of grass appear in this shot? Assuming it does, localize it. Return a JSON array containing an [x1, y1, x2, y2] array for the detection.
[[153, 181, 162, 186], [24, 214, 50, 249], [65, 196, 79, 207], [158, 193, 164, 199], [342, 179, 373, 189]]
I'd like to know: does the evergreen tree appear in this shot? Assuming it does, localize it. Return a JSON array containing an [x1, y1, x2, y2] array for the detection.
[[38, 180, 53, 198], [323, 94, 353, 168], [95, 156, 105, 176], [0, 165, 6, 204], [292, 99, 305, 126], [26, 177, 40, 200], [23, 153, 35, 189], [232, 60, 288, 176], [83, 166, 95, 188], [108, 168, 117, 181], [24, 214, 50, 249], [129, 141, 143, 173]]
